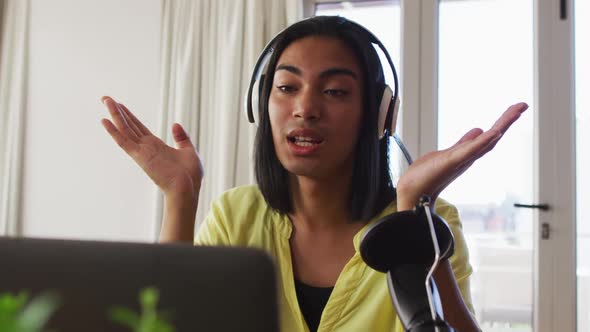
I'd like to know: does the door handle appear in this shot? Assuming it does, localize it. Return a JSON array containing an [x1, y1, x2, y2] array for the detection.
[[513, 203, 550, 211], [514, 203, 551, 239]]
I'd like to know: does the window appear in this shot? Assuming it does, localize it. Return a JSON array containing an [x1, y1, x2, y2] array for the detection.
[[313, 1, 580, 331]]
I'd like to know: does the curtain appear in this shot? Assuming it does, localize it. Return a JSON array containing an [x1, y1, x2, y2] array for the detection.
[[155, 0, 303, 239], [0, 0, 29, 236]]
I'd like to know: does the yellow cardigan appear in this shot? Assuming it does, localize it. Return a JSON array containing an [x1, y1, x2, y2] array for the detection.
[[195, 185, 474, 332]]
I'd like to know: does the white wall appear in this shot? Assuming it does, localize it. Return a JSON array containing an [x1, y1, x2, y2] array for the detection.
[[22, 0, 162, 242]]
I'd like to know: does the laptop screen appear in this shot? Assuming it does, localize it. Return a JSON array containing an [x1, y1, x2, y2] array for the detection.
[[0, 237, 279, 332]]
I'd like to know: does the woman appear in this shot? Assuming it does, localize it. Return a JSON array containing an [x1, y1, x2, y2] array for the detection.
[[101, 16, 527, 332]]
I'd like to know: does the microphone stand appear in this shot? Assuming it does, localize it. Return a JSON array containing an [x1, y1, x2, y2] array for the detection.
[[360, 196, 456, 332]]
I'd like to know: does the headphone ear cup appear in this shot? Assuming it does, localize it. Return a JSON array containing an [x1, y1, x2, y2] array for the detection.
[[377, 85, 394, 138], [250, 79, 260, 125], [389, 95, 400, 136], [249, 74, 265, 125]]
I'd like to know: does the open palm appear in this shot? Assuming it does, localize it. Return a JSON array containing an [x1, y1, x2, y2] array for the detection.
[[101, 96, 204, 200], [396, 102, 529, 211]]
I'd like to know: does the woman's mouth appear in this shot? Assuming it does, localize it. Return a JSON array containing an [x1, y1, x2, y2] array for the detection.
[[286, 135, 324, 155], [288, 136, 323, 147]]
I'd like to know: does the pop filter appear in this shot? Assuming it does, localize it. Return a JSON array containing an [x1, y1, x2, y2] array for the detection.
[[360, 205, 454, 272]]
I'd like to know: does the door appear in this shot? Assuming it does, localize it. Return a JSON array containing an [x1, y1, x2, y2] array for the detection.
[[437, 1, 535, 330]]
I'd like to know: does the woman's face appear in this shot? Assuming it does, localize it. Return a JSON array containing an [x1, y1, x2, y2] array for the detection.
[[268, 36, 364, 180]]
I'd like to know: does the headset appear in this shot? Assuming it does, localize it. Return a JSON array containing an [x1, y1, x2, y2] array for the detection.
[[244, 16, 413, 164]]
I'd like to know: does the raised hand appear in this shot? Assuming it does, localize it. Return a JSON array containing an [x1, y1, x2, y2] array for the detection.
[[100, 96, 204, 202], [395, 102, 529, 211]]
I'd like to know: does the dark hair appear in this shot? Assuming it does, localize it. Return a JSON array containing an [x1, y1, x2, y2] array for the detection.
[[253, 16, 396, 221]]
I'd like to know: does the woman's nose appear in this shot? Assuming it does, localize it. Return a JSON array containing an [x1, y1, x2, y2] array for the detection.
[[292, 89, 320, 121]]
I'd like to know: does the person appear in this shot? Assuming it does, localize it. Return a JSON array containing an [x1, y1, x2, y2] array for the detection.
[[100, 16, 527, 332]]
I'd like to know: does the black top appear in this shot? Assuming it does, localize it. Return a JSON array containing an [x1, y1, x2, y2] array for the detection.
[[294, 279, 334, 332]]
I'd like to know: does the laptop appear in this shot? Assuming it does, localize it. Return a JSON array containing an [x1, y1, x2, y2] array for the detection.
[[0, 236, 279, 332]]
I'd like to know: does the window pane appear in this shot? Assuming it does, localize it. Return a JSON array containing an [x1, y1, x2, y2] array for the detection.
[[438, 1, 534, 331], [575, 0, 590, 330], [315, 1, 400, 87]]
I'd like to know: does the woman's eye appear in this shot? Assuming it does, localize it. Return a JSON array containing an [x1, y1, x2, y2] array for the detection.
[[277, 85, 296, 93], [324, 89, 348, 97]]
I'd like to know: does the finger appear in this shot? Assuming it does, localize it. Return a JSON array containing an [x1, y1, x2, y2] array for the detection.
[[468, 103, 528, 158], [490, 102, 528, 134], [428, 104, 528, 200], [437, 128, 483, 167], [455, 128, 484, 145], [101, 96, 139, 142], [118, 103, 153, 136], [172, 123, 194, 149], [450, 102, 528, 163], [116, 103, 142, 138], [101, 118, 139, 154], [473, 128, 508, 160], [448, 128, 501, 164], [451, 128, 506, 174]]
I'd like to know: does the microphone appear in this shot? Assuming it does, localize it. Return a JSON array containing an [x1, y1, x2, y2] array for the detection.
[[360, 196, 456, 332]]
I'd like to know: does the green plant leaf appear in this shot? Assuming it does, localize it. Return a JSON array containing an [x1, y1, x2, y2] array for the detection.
[[109, 287, 175, 332], [109, 307, 140, 330], [0, 291, 60, 332], [139, 288, 158, 310], [0, 320, 19, 332], [17, 292, 60, 332], [152, 318, 175, 332], [0, 292, 28, 315]]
